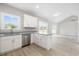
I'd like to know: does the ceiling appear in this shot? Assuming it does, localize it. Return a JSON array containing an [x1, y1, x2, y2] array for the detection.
[[6, 3, 79, 23]]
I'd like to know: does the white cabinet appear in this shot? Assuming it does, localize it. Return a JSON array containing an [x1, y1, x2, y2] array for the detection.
[[31, 33, 52, 50], [31, 33, 40, 44], [12, 35, 22, 49], [39, 35, 52, 50], [0, 36, 14, 53], [24, 14, 38, 27], [0, 35, 22, 53]]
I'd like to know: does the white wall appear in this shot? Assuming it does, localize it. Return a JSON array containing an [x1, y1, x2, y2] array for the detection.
[[78, 16, 79, 42], [0, 4, 25, 29], [0, 4, 52, 30], [57, 16, 78, 42]]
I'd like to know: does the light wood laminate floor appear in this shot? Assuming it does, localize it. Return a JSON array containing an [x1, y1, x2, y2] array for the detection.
[[2, 44, 59, 56], [2, 44, 79, 56], [1, 37, 79, 56]]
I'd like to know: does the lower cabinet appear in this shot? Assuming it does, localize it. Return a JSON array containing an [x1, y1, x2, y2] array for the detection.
[[39, 35, 52, 50], [0, 35, 22, 53], [31, 33, 52, 50], [31, 33, 40, 44], [13, 35, 22, 49]]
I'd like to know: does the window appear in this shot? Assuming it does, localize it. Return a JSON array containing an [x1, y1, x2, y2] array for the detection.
[[1, 13, 21, 29], [39, 21, 48, 34], [4, 15, 18, 29]]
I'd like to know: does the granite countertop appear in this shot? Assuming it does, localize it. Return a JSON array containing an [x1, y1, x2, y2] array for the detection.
[[39, 34, 53, 36], [0, 30, 37, 37], [0, 27, 38, 37]]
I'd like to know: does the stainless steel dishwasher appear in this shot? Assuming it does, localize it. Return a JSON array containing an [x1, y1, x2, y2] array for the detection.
[[22, 34, 31, 47]]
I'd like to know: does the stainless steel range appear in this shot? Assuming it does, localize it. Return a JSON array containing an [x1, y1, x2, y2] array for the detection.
[[22, 27, 37, 47], [22, 34, 31, 47]]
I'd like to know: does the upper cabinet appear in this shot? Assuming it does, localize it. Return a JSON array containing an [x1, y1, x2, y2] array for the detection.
[[24, 14, 38, 27]]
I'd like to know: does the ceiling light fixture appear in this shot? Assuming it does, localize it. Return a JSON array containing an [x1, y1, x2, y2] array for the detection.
[[53, 13, 61, 17], [36, 5, 39, 8]]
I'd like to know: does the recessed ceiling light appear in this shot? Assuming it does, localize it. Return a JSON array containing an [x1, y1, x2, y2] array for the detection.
[[53, 13, 61, 17], [36, 5, 39, 8]]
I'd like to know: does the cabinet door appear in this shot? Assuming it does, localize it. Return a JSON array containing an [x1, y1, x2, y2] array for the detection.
[[34, 34, 40, 45], [39, 35, 46, 48], [39, 35, 52, 50], [31, 34, 35, 43], [0, 35, 22, 53], [0, 36, 13, 53], [24, 14, 38, 27], [31, 33, 40, 45], [13, 35, 22, 49], [24, 14, 30, 27], [31, 17, 38, 27]]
